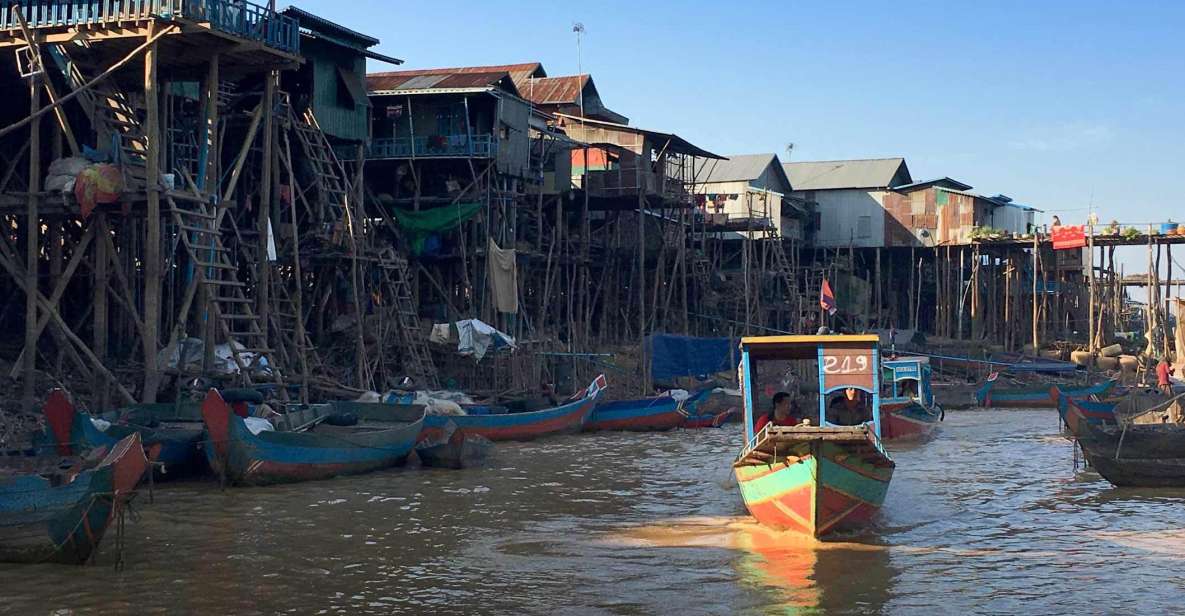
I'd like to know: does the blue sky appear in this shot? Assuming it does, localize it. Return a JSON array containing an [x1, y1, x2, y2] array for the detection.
[[298, 0, 1183, 260]]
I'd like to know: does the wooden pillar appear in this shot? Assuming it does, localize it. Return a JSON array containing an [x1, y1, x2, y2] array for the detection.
[[201, 54, 220, 374], [142, 24, 162, 402], [933, 247, 940, 336], [874, 247, 882, 328], [970, 245, 981, 340], [256, 72, 275, 351], [22, 67, 41, 411], [94, 214, 110, 410], [1032, 233, 1039, 352], [638, 190, 648, 394], [1087, 224, 1095, 352]]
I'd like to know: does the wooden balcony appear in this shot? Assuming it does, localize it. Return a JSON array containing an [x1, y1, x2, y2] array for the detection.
[[0, 0, 300, 53]]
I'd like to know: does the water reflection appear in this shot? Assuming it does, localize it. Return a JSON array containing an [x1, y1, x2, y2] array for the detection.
[[608, 516, 896, 615]]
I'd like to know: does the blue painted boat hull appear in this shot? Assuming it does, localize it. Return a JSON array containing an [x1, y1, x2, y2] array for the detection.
[[201, 390, 423, 486], [0, 433, 147, 564]]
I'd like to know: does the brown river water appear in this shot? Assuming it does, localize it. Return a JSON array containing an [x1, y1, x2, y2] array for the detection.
[[3, 409, 1184, 615]]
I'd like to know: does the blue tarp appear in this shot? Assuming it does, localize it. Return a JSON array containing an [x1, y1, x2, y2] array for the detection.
[[647, 334, 738, 381]]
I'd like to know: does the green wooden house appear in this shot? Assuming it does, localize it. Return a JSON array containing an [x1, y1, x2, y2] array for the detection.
[[280, 7, 402, 143]]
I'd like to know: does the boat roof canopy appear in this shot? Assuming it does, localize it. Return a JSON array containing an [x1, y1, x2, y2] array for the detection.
[[741, 335, 880, 361]]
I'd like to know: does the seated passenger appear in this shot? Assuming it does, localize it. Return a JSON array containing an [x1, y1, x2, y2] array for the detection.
[[754, 392, 801, 432]]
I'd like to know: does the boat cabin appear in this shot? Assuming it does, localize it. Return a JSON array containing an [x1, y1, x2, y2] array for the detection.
[[882, 357, 933, 407], [740, 335, 883, 444]]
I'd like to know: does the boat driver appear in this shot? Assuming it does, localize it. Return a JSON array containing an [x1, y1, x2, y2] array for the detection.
[[829, 388, 870, 426]]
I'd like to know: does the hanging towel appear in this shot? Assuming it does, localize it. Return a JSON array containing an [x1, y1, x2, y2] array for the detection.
[[487, 237, 519, 314]]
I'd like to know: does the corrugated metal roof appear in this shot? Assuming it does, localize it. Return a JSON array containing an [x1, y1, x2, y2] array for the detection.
[[893, 177, 972, 192], [695, 153, 786, 185], [366, 71, 516, 94], [554, 113, 724, 159], [783, 158, 911, 190], [520, 75, 587, 105], [369, 63, 545, 90], [282, 7, 380, 45]]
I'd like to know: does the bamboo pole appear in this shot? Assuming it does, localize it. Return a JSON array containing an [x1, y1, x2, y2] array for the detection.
[[1032, 233, 1039, 351], [22, 63, 41, 411], [1087, 223, 1096, 352]]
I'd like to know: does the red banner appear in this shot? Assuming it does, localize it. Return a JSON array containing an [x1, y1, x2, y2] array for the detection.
[[1051, 225, 1087, 250]]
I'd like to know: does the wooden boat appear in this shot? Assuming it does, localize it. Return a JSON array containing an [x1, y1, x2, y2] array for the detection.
[[414, 420, 493, 469], [200, 389, 424, 486], [1063, 395, 1185, 487], [1052, 387, 1117, 433], [683, 407, 737, 428], [683, 388, 741, 428], [327, 400, 493, 469], [0, 432, 147, 564], [41, 390, 204, 476], [586, 389, 709, 432], [974, 375, 1116, 408], [733, 335, 894, 537], [423, 375, 606, 442], [879, 357, 942, 440]]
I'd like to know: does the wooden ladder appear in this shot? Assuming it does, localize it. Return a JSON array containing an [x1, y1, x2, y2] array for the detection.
[[167, 194, 279, 385], [48, 44, 148, 184], [289, 107, 351, 230], [382, 254, 438, 388]]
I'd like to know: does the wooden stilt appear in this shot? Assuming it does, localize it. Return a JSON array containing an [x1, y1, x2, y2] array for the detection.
[[22, 65, 41, 411], [141, 23, 161, 402]]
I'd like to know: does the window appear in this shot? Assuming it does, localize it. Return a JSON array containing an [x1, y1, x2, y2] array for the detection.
[[857, 215, 872, 239]]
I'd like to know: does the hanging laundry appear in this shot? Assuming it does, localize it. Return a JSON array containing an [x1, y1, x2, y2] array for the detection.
[[429, 323, 452, 345], [487, 237, 519, 314], [456, 319, 515, 362]]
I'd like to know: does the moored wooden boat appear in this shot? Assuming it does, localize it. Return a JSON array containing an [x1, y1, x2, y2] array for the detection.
[[974, 375, 1116, 408], [683, 407, 737, 428], [733, 335, 894, 537], [585, 389, 708, 432], [1052, 387, 1117, 434], [201, 390, 424, 486], [880, 357, 942, 440], [426, 375, 606, 442], [1063, 393, 1185, 487], [414, 420, 493, 469], [326, 400, 492, 469], [0, 432, 147, 564], [41, 390, 204, 477]]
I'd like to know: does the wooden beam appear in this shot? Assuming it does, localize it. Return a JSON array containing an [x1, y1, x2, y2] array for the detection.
[[10, 8, 80, 157], [221, 101, 264, 204], [0, 25, 177, 142], [0, 230, 135, 404], [9, 223, 96, 377]]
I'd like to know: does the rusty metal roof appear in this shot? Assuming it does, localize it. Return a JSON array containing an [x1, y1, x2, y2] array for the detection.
[[519, 75, 587, 105], [368, 63, 544, 91], [555, 113, 724, 160], [366, 70, 519, 95]]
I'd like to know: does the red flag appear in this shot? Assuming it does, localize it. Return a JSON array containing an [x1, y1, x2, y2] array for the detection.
[[1051, 225, 1087, 250], [820, 278, 837, 316]]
